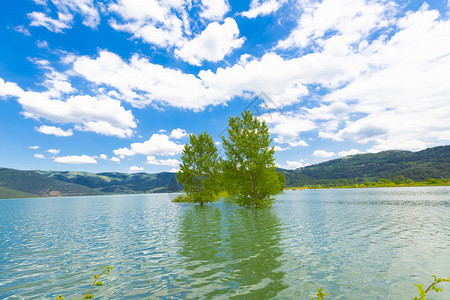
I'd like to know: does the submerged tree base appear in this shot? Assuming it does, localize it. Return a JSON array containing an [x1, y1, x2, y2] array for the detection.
[[171, 194, 194, 203]]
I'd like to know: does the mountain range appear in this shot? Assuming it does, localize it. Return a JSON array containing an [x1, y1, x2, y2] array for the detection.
[[0, 145, 448, 199]]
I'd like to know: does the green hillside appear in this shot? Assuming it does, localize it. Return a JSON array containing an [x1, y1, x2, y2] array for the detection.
[[0, 168, 103, 197], [0, 186, 37, 199], [38, 171, 183, 194], [1, 145, 448, 199], [285, 145, 450, 187]]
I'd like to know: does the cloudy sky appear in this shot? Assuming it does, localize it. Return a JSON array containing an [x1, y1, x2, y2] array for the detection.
[[1, 0, 449, 173]]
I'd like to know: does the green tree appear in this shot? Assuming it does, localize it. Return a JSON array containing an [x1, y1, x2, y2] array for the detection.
[[176, 132, 221, 206], [222, 110, 281, 208], [277, 172, 286, 192]]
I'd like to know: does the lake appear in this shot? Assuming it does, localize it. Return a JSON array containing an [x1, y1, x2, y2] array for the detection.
[[1, 186, 450, 299]]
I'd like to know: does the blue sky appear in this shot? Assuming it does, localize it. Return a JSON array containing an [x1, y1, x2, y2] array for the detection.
[[1, 0, 449, 173]]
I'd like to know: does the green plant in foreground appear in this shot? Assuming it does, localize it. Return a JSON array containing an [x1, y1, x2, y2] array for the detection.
[[310, 288, 327, 300], [412, 275, 450, 300], [311, 275, 449, 300], [55, 265, 113, 300]]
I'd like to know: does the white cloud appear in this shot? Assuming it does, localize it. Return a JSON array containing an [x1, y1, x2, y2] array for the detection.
[[274, 145, 290, 151], [277, 0, 394, 49], [46, 149, 61, 155], [109, 0, 185, 48], [313, 150, 336, 158], [146, 156, 180, 167], [169, 167, 180, 172], [338, 149, 362, 157], [36, 40, 49, 48], [29, 145, 40, 150], [176, 18, 244, 66], [28, 12, 72, 33], [259, 111, 316, 145], [129, 166, 144, 173], [114, 133, 184, 157], [54, 155, 97, 164], [28, 0, 100, 32], [277, 159, 309, 169], [99, 154, 108, 160], [200, 0, 229, 20], [242, 0, 287, 18], [13, 25, 31, 36], [34, 153, 46, 159], [14, 89, 135, 138], [169, 128, 187, 139], [72, 51, 226, 110], [74, 121, 133, 138], [36, 125, 73, 137], [110, 156, 121, 162], [288, 140, 309, 147], [0, 78, 24, 98], [199, 53, 312, 108]]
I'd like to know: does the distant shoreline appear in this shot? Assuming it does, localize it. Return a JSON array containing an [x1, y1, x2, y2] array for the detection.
[[286, 181, 450, 190]]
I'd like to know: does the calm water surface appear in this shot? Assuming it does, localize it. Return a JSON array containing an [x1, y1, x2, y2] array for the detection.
[[1, 187, 450, 299]]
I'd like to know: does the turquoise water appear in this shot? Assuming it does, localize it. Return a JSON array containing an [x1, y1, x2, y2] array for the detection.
[[1, 187, 450, 299]]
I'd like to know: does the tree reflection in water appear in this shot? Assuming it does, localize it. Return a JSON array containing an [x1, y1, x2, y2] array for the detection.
[[177, 202, 287, 299]]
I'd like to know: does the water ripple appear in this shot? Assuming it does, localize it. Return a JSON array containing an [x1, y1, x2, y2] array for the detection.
[[0, 187, 449, 299]]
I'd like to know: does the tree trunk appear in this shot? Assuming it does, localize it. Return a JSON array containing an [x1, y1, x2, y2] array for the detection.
[[251, 172, 258, 208]]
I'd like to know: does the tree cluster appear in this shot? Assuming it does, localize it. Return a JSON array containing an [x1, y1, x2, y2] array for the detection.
[[176, 110, 284, 208]]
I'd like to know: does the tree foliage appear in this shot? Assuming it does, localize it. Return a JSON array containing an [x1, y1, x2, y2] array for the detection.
[[222, 110, 281, 208], [176, 132, 221, 206]]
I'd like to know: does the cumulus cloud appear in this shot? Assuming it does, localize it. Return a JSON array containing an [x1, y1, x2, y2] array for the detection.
[[0, 75, 137, 138], [277, 159, 309, 169], [34, 153, 46, 159], [176, 18, 244, 65], [274, 145, 290, 151], [54, 155, 97, 164], [338, 149, 363, 157], [129, 166, 144, 173], [74, 121, 133, 138], [72, 51, 225, 110], [109, 0, 185, 48], [277, 0, 394, 49], [36, 125, 73, 137], [146, 156, 180, 167], [169, 128, 187, 139], [259, 111, 315, 146], [110, 156, 121, 162], [114, 133, 184, 157], [313, 150, 336, 158], [200, 0, 229, 20], [241, 0, 287, 18], [46, 149, 61, 155], [29, 145, 40, 150], [0, 78, 24, 98]]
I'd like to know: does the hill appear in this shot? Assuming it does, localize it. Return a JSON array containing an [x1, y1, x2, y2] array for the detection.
[[284, 145, 450, 187], [38, 171, 183, 194], [1, 145, 448, 199], [0, 168, 103, 197], [0, 186, 37, 199]]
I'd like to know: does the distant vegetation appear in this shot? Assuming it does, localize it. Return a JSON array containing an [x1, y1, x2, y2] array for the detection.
[[282, 145, 450, 188], [0, 186, 37, 199], [0, 168, 102, 197], [0, 145, 449, 199]]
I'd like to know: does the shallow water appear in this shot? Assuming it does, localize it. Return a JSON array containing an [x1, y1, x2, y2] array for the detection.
[[1, 186, 450, 299]]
